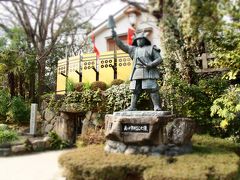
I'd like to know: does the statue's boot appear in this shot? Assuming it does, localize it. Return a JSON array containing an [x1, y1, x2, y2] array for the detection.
[[150, 92, 162, 111], [125, 93, 138, 111]]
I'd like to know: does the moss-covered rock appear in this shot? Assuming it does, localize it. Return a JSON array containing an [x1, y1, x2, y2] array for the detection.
[[59, 134, 240, 180]]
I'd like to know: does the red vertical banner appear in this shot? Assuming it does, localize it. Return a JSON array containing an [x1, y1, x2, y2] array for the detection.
[[127, 27, 136, 45], [91, 33, 100, 59]]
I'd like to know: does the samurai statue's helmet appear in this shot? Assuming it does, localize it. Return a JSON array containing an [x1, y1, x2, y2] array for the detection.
[[132, 32, 151, 46]]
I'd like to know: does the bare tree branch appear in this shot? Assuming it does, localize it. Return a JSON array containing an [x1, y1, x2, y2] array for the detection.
[[0, 0, 110, 97], [121, 0, 148, 12]]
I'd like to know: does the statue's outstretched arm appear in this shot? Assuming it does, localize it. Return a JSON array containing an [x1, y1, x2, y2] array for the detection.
[[112, 30, 130, 53]]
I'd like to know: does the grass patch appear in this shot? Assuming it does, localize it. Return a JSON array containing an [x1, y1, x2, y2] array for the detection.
[[0, 125, 19, 145], [59, 134, 240, 180]]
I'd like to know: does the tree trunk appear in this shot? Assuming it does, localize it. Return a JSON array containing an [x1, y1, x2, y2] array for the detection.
[[8, 72, 15, 98], [29, 72, 36, 102], [37, 57, 46, 102], [19, 74, 25, 99]]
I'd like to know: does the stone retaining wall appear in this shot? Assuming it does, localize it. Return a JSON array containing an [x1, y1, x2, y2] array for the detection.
[[0, 136, 51, 156]]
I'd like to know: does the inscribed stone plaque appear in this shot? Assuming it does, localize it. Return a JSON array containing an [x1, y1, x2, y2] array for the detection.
[[30, 103, 38, 135], [122, 123, 149, 133]]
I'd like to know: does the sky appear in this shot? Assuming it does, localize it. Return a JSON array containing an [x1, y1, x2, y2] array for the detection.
[[90, 0, 148, 27]]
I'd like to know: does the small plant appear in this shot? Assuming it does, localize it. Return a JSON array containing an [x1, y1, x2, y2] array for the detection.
[[76, 128, 105, 147], [111, 79, 124, 86], [0, 125, 19, 144], [83, 82, 91, 90], [0, 90, 10, 118], [48, 131, 69, 149], [91, 81, 107, 91], [6, 96, 30, 123], [66, 79, 75, 93]]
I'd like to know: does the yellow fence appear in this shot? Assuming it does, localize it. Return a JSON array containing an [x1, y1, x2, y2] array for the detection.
[[56, 50, 132, 94]]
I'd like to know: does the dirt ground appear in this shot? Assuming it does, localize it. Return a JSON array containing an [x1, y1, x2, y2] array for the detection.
[[0, 150, 71, 180]]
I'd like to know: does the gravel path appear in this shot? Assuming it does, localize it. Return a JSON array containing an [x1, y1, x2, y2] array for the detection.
[[0, 150, 71, 180]]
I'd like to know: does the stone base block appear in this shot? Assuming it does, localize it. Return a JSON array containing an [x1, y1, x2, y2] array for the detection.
[[105, 111, 174, 145], [104, 140, 193, 156], [104, 111, 195, 156]]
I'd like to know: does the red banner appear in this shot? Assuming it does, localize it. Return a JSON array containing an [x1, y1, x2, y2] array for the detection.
[[91, 33, 100, 59], [127, 27, 136, 45]]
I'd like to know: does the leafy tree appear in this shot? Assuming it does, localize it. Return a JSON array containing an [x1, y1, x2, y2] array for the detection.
[[0, 0, 109, 100], [0, 27, 36, 99], [209, 0, 240, 80]]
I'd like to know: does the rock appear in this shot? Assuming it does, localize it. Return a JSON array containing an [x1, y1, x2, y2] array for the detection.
[[81, 119, 93, 135], [117, 143, 127, 153], [150, 152, 161, 156], [43, 136, 51, 149], [11, 144, 27, 154], [104, 144, 111, 153], [151, 144, 167, 154], [125, 146, 137, 155], [166, 118, 195, 145], [139, 146, 150, 154], [36, 111, 42, 121], [31, 139, 46, 151], [90, 112, 99, 121], [50, 118, 57, 125], [24, 139, 33, 151], [44, 109, 55, 122], [105, 111, 173, 145], [0, 148, 11, 156], [40, 100, 48, 111], [0, 143, 11, 148], [105, 140, 127, 153], [85, 111, 92, 120], [54, 113, 76, 145], [165, 150, 179, 156], [45, 124, 54, 133], [106, 140, 118, 149], [0, 124, 8, 130]]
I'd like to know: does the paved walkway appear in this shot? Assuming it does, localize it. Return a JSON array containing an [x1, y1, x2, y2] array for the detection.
[[0, 150, 71, 180]]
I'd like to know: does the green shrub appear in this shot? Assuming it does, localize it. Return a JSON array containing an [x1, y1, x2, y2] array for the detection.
[[105, 84, 131, 113], [91, 81, 107, 91], [0, 90, 10, 118], [47, 94, 65, 111], [6, 96, 30, 123], [59, 135, 239, 180], [48, 131, 69, 149], [161, 74, 228, 127], [61, 89, 105, 113], [0, 125, 19, 144], [74, 82, 84, 92], [110, 79, 124, 86], [105, 83, 151, 113], [211, 85, 240, 140], [83, 82, 91, 90]]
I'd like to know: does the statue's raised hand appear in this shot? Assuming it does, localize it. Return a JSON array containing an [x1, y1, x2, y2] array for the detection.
[[112, 30, 117, 38]]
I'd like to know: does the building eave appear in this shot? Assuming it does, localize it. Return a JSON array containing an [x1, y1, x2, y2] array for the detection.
[[88, 5, 128, 37]]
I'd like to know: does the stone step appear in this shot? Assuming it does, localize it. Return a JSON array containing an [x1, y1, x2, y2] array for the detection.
[[0, 148, 11, 156]]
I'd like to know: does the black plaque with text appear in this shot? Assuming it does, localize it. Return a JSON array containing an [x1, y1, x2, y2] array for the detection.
[[122, 123, 149, 133]]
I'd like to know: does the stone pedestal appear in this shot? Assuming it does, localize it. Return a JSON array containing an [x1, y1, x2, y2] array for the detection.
[[104, 111, 195, 156], [105, 111, 172, 145]]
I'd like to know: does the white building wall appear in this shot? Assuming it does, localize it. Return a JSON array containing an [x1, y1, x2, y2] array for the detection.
[[93, 10, 162, 53]]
